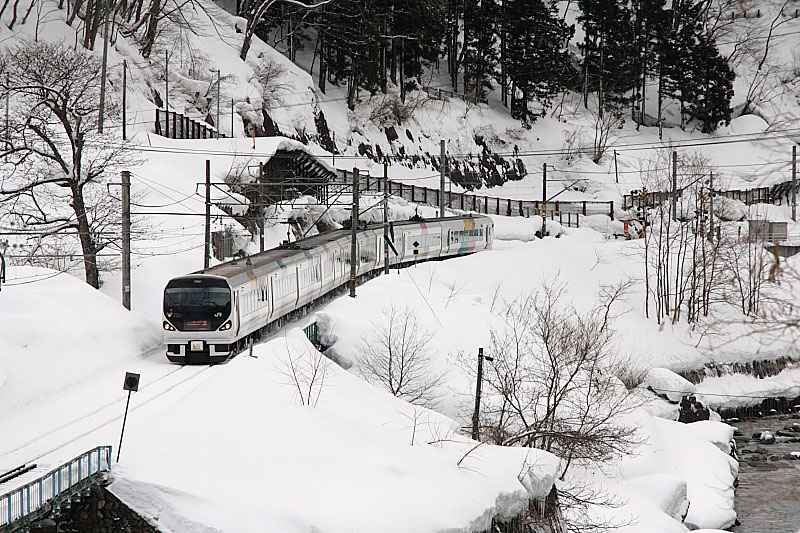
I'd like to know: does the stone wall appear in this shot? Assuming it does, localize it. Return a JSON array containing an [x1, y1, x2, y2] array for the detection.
[[31, 486, 159, 533]]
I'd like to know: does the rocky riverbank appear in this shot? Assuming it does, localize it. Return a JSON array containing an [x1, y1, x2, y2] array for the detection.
[[731, 414, 800, 533]]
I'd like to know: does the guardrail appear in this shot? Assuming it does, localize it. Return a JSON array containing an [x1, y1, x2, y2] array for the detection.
[[623, 180, 799, 211], [351, 173, 615, 222], [0, 446, 112, 528]]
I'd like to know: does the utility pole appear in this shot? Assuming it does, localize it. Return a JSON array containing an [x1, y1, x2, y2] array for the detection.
[[709, 171, 714, 242], [121, 171, 131, 310], [384, 163, 389, 275], [350, 168, 359, 298], [259, 183, 265, 253], [471, 348, 492, 441], [672, 150, 678, 221], [613, 150, 619, 184], [165, 51, 169, 138], [204, 160, 211, 270], [440, 140, 446, 217], [792, 145, 797, 222], [98, 0, 109, 133], [231, 98, 235, 137], [4, 74, 9, 162], [122, 60, 127, 141], [215, 69, 221, 138]]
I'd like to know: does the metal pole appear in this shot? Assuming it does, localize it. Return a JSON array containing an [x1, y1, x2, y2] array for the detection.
[[542, 163, 547, 202], [165, 51, 169, 137], [350, 167, 359, 298], [204, 160, 211, 269], [122, 60, 127, 141], [121, 171, 131, 310], [672, 150, 678, 221], [440, 140, 446, 217], [116, 390, 132, 463], [792, 145, 797, 222], [471, 348, 484, 441], [231, 98, 235, 137], [384, 163, 389, 275], [709, 171, 714, 242], [4, 74, 8, 161], [614, 150, 619, 183], [216, 70, 221, 138], [98, 0, 109, 133]]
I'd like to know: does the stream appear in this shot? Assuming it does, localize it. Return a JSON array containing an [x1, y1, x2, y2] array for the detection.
[[730, 414, 800, 533]]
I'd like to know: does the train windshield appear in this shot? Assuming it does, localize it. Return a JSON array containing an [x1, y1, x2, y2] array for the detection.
[[163, 277, 231, 331]]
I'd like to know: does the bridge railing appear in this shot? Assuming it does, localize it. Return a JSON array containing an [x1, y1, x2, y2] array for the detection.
[[0, 446, 112, 527]]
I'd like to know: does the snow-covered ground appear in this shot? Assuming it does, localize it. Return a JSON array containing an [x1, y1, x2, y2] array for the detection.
[[2, 0, 800, 530]]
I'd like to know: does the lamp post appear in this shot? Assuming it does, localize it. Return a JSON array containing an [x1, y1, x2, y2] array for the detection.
[[471, 347, 493, 441]]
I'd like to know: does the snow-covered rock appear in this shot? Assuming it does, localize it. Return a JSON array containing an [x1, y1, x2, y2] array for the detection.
[[645, 368, 696, 403], [714, 197, 747, 221]]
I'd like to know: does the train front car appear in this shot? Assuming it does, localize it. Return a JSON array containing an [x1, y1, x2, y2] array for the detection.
[[162, 275, 236, 364]]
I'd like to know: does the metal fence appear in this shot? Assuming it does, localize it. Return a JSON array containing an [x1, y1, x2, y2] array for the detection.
[[0, 446, 112, 528], [351, 173, 615, 224], [155, 109, 224, 140], [623, 180, 799, 211]]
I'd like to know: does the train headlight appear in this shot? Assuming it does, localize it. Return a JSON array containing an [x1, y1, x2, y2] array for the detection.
[[163, 321, 175, 331], [218, 320, 232, 331]]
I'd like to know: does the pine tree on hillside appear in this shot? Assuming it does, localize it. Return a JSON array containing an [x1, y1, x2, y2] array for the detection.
[[578, 0, 637, 112], [390, 0, 448, 101], [687, 34, 734, 133], [631, 0, 669, 128], [502, 0, 574, 125], [659, 0, 733, 132], [463, 0, 499, 99]]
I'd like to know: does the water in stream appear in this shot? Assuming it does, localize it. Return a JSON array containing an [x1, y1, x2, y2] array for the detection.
[[731, 415, 800, 533]]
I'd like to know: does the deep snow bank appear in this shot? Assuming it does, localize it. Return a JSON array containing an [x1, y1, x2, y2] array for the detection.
[[108, 330, 561, 533], [0, 266, 161, 415]]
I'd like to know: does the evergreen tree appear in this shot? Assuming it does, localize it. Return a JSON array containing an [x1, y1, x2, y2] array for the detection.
[[659, 0, 733, 132], [630, 0, 668, 127], [502, 0, 574, 124], [463, 0, 499, 99], [578, 0, 637, 111]]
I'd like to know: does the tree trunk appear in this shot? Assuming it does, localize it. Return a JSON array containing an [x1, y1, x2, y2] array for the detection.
[[140, 0, 162, 58], [72, 182, 100, 288]]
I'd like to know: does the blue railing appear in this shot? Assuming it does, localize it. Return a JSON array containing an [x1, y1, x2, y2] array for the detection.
[[0, 446, 112, 527]]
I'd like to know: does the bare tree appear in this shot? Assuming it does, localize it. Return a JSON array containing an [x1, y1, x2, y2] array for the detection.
[[0, 41, 135, 288], [277, 336, 329, 407], [238, 0, 333, 61], [480, 282, 639, 476], [358, 305, 444, 406]]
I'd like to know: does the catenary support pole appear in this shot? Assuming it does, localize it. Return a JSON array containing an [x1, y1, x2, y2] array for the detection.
[[204, 160, 211, 269], [350, 167, 359, 298], [672, 150, 678, 221], [165, 51, 169, 137], [471, 348, 485, 441], [231, 98, 234, 137], [216, 69, 221, 138], [792, 145, 797, 222], [440, 140, 446, 217], [709, 171, 714, 242], [121, 171, 131, 310], [122, 60, 127, 141], [98, 0, 110, 133], [614, 150, 619, 183], [384, 163, 389, 275]]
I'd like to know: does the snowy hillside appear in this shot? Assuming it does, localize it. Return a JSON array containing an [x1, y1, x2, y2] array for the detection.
[[2, 0, 800, 530]]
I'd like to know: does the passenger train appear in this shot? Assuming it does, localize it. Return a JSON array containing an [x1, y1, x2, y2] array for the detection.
[[162, 214, 494, 364]]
